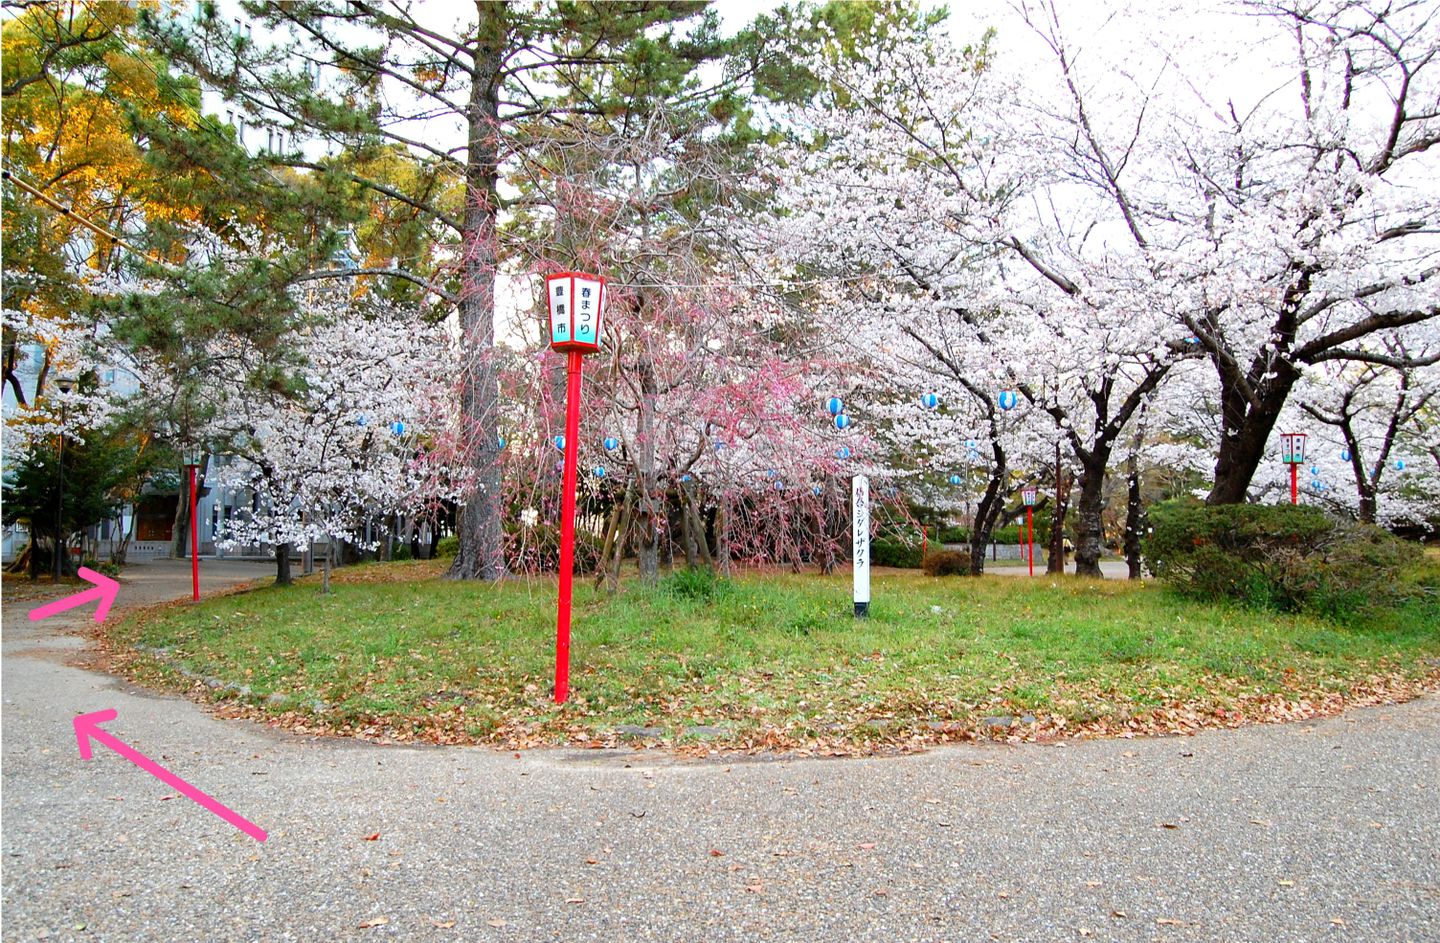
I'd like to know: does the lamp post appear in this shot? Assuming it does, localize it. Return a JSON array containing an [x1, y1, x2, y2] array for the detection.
[[547, 271, 607, 705], [1022, 486, 1038, 576], [183, 447, 201, 602], [1280, 432, 1307, 505], [53, 377, 75, 580]]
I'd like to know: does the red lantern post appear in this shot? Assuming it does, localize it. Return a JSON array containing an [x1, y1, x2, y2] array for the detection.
[[547, 272, 607, 704], [1022, 486, 1038, 576], [1280, 432, 1307, 505], [184, 460, 200, 601]]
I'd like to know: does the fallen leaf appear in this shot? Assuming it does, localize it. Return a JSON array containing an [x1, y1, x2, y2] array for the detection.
[[745, 883, 764, 894], [363, 832, 380, 841], [1250, 819, 1273, 826], [873, 887, 889, 897], [486, 919, 506, 928], [1160, 823, 1180, 829], [1078, 929, 1092, 938], [584, 857, 598, 865], [564, 897, 584, 905], [358, 916, 389, 929], [856, 842, 876, 850], [1084, 881, 1103, 888], [1278, 880, 1295, 887], [431, 918, 457, 929], [1111, 911, 1127, 918], [709, 849, 725, 857], [1331, 918, 1346, 927], [1156, 918, 1183, 926]]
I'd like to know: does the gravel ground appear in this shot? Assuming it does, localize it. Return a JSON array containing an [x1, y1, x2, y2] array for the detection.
[[3, 559, 1436, 942]]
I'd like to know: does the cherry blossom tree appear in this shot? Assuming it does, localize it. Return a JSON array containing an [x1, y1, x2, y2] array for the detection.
[[1001, 0, 1440, 504], [203, 295, 462, 587]]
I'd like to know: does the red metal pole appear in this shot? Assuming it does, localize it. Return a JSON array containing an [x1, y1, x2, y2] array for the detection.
[[1290, 463, 1298, 505], [921, 524, 927, 559], [188, 464, 199, 602], [554, 350, 584, 704], [1026, 506, 1034, 576]]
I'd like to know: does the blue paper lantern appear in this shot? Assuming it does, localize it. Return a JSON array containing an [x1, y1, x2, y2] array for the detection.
[[948, 474, 962, 486], [390, 420, 406, 436], [1311, 465, 1320, 476], [497, 435, 507, 449], [356, 414, 368, 427], [965, 439, 977, 449], [836, 445, 851, 459], [998, 390, 1018, 411], [1395, 458, 1406, 471], [766, 469, 778, 479], [1340, 449, 1350, 461], [812, 485, 823, 496], [773, 480, 785, 491], [920, 392, 939, 410], [553, 434, 565, 451], [602, 436, 619, 452], [593, 465, 606, 478], [826, 397, 844, 416], [680, 474, 692, 482], [834, 414, 852, 430]]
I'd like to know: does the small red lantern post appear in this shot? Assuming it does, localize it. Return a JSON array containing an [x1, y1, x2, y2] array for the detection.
[[547, 272, 607, 704], [1280, 432, 1307, 505], [182, 447, 201, 602], [1021, 486, 1038, 576]]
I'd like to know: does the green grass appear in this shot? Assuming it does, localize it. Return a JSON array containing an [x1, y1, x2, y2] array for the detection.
[[110, 561, 1440, 750]]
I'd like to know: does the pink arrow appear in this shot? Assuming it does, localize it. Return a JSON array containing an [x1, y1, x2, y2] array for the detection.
[[28, 567, 120, 623], [73, 709, 268, 842]]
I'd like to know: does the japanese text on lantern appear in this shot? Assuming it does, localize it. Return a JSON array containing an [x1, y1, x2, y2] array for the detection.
[[574, 278, 601, 346], [550, 281, 570, 344]]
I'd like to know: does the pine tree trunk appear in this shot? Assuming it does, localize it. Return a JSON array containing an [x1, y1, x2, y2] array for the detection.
[[448, 3, 507, 581]]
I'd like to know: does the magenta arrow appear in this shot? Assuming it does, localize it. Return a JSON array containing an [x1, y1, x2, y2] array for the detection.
[[73, 709, 268, 842], [29, 567, 120, 623]]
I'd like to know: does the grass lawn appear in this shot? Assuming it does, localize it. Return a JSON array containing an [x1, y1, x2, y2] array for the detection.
[[108, 560, 1440, 753]]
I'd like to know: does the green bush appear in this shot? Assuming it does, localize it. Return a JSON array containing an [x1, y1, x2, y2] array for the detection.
[[661, 566, 727, 601], [436, 535, 459, 558], [1146, 500, 1416, 616], [922, 549, 971, 576], [391, 544, 413, 561], [871, 538, 922, 569]]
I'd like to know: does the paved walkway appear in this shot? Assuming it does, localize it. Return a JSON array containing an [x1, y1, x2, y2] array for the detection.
[[3, 560, 1437, 941]]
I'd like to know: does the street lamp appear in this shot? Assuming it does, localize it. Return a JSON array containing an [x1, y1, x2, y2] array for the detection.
[[1280, 431, 1307, 505], [53, 377, 76, 580], [183, 445, 202, 601], [1021, 486, 1038, 576], [546, 270, 608, 705]]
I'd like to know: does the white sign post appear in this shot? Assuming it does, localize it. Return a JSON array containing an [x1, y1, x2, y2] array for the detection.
[[852, 475, 870, 618]]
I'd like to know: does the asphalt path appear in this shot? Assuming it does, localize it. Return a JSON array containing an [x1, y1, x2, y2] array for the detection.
[[3, 559, 1436, 942]]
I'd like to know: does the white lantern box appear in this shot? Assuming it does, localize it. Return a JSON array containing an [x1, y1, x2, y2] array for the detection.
[[546, 271, 607, 353]]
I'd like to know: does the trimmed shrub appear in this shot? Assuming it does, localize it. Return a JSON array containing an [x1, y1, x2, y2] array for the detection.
[[1146, 499, 1415, 615], [871, 538, 922, 569], [922, 549, 971, 576], [435, 535, 460, 558]]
